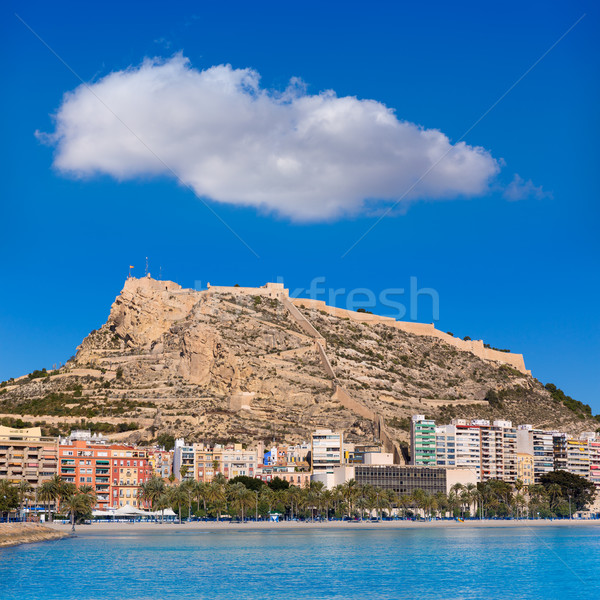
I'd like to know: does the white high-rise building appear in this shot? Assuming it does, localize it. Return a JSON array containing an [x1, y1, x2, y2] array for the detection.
[[311, 429, 343, 474], [436, 420, 482, 480], [553, 433, 590, 479], [516, 425, 554, 483]]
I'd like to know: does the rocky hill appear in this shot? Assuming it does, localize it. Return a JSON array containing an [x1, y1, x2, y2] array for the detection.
[[1, 276, 598, 451]]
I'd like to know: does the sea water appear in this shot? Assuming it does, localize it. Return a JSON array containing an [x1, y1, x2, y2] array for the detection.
[[1, 525, 599, 599]]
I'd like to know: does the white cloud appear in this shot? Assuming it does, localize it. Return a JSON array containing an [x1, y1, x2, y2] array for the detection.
[[40, 54, 501, 221], [503, 174, 550, 202]]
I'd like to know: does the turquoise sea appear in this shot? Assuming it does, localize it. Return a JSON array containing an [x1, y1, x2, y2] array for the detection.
[[1, 525, 599, 599]]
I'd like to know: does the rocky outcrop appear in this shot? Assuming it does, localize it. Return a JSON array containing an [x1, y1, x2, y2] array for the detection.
[[0, 523, 69, 548], [1, 276, 597, 447]]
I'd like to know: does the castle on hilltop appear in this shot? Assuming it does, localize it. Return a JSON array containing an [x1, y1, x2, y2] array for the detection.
[[125, 275, 529, 375]]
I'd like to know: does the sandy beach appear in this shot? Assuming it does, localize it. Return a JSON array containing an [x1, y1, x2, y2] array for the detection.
[[46, 518, 600, 534]]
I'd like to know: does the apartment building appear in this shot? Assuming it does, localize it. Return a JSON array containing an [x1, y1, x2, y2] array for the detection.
[[110, 445, 151, 509], [220, 445, 258, 480], [0, 425, 58, 488], [553, 434, 590, 479], [516, 425, 554, 483], [255, 465, 311, 487], [286, 442, 311, 466], [435, 421, 481, 480], [587, 435, 600, 492], [59, 438, 111, 508], [476, 420, 517, 483], [517, 453, 534, 486], [311, 429, 344, 474], [173, 439, 196, 481], [59, 437, 150, 509], [173, 440, 258, 482], [410, 415, 436, 466], [145, 448, 173, 480]]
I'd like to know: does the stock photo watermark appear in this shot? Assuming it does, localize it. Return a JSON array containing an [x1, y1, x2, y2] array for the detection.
[[194, 276, 440, 322]]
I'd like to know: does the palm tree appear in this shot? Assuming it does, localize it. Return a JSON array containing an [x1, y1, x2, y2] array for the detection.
[[195, 481, 209, 517], [38, 479, 60, 522], [514, 493, 527, 520], [447, 490, 460, 518], [169, 484, 189, 523], [78, 484, 97, 508], [154, 492, 171, 523], [286, 486, 302, 520], [398, 494, 411, 519], [15, 481, 33, 521], [260, 486, 277, 517], [411, 489, 427, 519], [547, 483, 563, 513], [434, 491, 448, 519], [207, 480, 227, 521], [321, 489, 334, 521], [464, 483, 477, 517], [305, 481, 324, 521], [341, 479, 358, 519], [355, 494, 368, 520], [62, 493, 93, 533], [182, 478, 196, 521]]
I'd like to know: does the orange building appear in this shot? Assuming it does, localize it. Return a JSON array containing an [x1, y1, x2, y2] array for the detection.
[[58, 438, 150, 510], [110, 445, 151, 509]]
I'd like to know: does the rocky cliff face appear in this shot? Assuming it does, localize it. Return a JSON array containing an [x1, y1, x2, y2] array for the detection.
[[1, 277, 597, 446]]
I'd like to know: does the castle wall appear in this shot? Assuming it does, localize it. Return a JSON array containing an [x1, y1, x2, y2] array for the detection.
[[206, 282, 288, 299], [281, 297, 326, 344], [290, 298, 529, 374]]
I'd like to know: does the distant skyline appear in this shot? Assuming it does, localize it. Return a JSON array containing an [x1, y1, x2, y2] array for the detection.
[[1, 1, 598, 411]]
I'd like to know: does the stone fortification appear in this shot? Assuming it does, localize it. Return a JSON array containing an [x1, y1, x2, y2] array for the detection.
[[6, 275, 593, 451], [199, 281, 529, 374], [290, 298, 529, 374]]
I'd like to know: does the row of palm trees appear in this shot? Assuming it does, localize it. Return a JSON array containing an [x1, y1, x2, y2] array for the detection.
[[1, 475, 96, 531], [138, 476, 577, 522], [135, 477, 488, 522], [1, 474, 571, 528]]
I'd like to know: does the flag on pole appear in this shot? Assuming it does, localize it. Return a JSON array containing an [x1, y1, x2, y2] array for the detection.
[[129, 265, 134, 269]]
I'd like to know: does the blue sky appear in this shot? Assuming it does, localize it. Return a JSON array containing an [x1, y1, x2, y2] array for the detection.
[[1, 1, 598, 412]]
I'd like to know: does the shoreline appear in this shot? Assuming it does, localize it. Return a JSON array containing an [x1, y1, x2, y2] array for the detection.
[[47, 518, 600, 534], [0, 523, 69, 548]]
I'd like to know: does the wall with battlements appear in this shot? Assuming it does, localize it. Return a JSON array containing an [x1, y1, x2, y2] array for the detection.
[[127, 278, 529, 375], [206, 281, 288, 299], [291, 298, 529, 374]]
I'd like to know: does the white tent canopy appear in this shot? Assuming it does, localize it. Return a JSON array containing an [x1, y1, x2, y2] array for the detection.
[[90, 504, 178, 518], [114, 505, 147, 516]]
